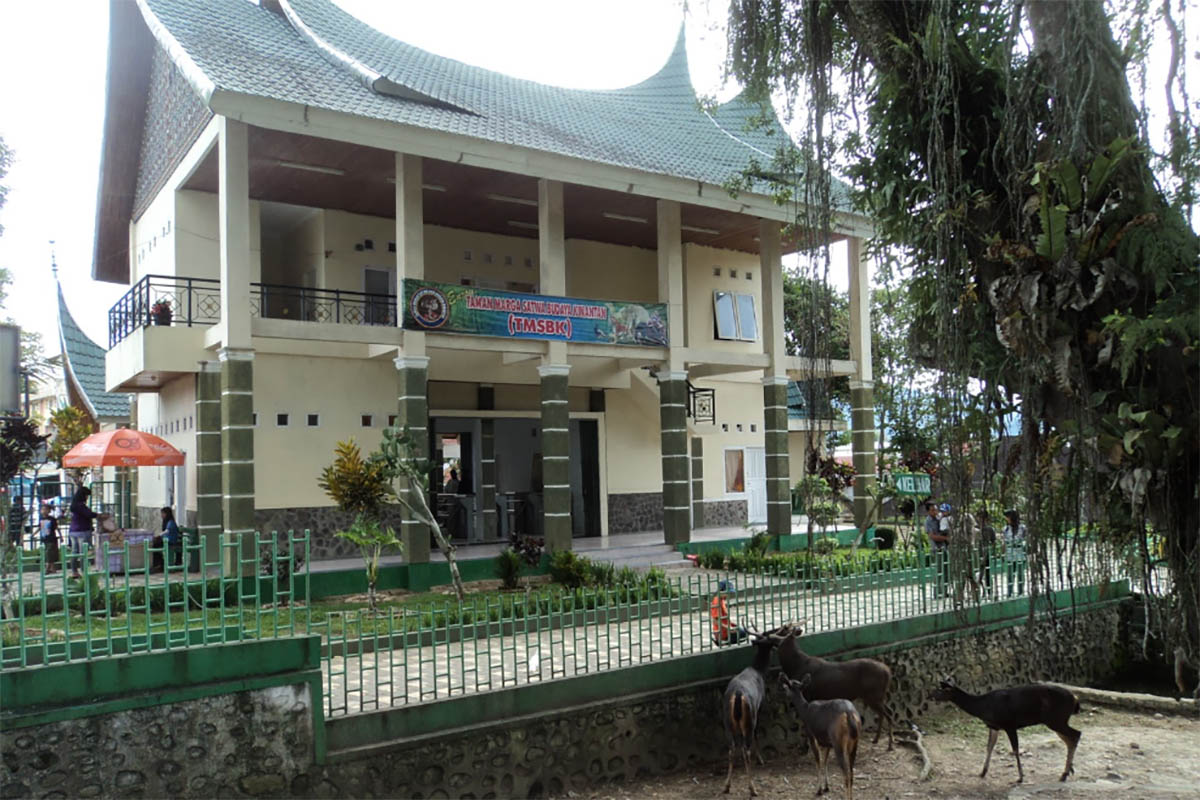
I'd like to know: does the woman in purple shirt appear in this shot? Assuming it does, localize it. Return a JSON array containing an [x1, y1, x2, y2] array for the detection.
[[68, 486, 97, 578]]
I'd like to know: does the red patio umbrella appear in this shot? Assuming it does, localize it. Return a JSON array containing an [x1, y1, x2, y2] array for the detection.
[[62, 429, 186, 467]]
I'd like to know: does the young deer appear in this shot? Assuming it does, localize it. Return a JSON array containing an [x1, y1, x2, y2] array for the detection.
[[930, 677, 1081, 782], [721, 634, 776, 796], [778, 673, 861, 799], [771, 623, 895, 749]]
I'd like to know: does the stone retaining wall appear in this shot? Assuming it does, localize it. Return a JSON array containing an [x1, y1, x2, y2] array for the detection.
[[310, 601, 1122, 797], [1, 603, 1123, 799]]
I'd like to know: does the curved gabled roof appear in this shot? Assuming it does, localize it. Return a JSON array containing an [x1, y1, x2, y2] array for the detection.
[[57, 284, 130, 422], [137, 0, 810, 191]]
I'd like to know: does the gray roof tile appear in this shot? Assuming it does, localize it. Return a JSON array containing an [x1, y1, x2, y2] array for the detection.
[[140, 0, 848, 201], [58, 284, 130, 421]]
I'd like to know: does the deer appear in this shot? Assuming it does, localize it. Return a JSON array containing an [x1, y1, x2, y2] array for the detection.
[[778, 673, 862, 799], [721, 632, 776, 796], [930, 676, 1081, 783], [769, 622, 895, 749]]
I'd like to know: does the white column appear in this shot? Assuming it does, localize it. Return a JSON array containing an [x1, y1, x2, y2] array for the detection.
[[657, 199, 685, 370], [847, 236, 873, 382], [396, 152, 425, 356], [539, 178, 567, 364], [217, 117, 251, 349], [759, 219, 786, 378]]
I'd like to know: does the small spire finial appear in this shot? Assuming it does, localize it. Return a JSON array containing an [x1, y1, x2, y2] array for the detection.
[[49, 240, 58, 278]]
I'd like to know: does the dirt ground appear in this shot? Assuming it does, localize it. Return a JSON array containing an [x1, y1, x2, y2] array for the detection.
[[563, 705, 1200, 800]]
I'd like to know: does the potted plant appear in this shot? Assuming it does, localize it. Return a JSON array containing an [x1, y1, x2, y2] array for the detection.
[[150, 299, 172, 326]]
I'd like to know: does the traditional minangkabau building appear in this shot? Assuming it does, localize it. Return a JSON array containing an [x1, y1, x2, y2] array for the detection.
[[58, 283, 131, 433], [95, 0, 878, 563]]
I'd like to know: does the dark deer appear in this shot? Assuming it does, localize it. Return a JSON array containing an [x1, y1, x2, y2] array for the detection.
[[770, 623, 895, 749], [779, 673, 861, 799], [930, 677, 1081, 782], [721, 633, 776, 796]]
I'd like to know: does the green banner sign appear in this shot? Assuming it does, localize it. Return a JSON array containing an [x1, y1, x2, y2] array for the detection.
[[892, 472, 932, 496], [402, 279, 668, 347]]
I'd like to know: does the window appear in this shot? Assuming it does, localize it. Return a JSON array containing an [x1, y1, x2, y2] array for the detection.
[[276, 413, 289, 427], [713, 291, 758, 342], [387, 414, 398, 427], [251, 412, 258, 427], [730, 269, 738, 279], [307, 413, 320, 427], [361, 414, 374, 428], [724, 449, 745, 493]]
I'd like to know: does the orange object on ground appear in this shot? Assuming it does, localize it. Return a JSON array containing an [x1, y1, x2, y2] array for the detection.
[[711, 595, 733, 642]]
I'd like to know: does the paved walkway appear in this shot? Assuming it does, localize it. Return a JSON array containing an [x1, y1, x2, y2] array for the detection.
[[322, 550, 1130, 716]]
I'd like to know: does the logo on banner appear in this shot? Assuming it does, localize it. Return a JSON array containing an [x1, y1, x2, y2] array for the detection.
[[409, 286, 449, 329]]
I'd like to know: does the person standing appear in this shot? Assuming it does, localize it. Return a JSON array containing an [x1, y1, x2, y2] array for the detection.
[[39, 503, 61, 574], [927, 502, 951, 597], [1002, 509, 1028, 597], [160, 507, 182, 570], [67, 486, 98, 578]]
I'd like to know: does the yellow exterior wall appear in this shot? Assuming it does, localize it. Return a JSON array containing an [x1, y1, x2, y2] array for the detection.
[[601, 387, 662, 494], [565, 239, 656, 303], [174, 190, 262, 282], [682, 243, 763, 355], [134, 375, 197, 514], [131, 188, 175, 281]]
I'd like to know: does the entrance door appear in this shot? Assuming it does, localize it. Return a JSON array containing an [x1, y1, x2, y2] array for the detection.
[[746, 447, 767, 524], [571, 420, 601, 537]]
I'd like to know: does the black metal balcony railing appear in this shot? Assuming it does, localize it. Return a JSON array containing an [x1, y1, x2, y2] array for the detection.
[[108, 274, 398, 348], [687, 381, 716, 425]]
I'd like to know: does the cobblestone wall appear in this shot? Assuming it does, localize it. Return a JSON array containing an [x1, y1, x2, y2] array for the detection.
[[1, 684, 313, 800], [2, 605, 1121, 799], [308, 602, 1122, 798], [607, 494, 748, 533]]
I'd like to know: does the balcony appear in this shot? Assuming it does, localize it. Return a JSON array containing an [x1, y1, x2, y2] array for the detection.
[[107, 274, 397, 348]]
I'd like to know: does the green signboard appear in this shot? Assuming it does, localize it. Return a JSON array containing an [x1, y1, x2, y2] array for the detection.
[[402, 279, 668, 347], [892, 472, 932, 496]]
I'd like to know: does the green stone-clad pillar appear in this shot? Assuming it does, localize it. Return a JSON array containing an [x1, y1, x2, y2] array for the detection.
[[195, 363, 223, 562], [850, 379, 878, 530], [659, 371, 690, 545], [539, 364, 572, 552], [480, 418, 497, 541], [396, 355, 431, 563], [763, 376, 791, 537], [219, 349, 255, 572], [690, 436, 705, 530]]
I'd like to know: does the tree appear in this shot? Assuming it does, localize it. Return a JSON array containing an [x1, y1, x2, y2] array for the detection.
[[373, 426, 466, 602], [727, 1, 1200, 656], [47, 406, 92, 483], [319, 439, 398, 613]]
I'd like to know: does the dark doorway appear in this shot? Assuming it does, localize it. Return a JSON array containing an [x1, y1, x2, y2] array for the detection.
[[575, 420, 601, 537]]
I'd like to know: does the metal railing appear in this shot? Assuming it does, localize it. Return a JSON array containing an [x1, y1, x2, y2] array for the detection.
[[0, 532, 1135, 720], [687, 381, 716, 424], [108, 275, 399, 347], [0, 531, 310, 669]]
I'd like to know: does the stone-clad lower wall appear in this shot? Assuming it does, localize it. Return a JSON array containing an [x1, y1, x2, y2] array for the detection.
[[607, 494, 748, 534], [1, 603, 1123, 799], [308, 602, 1123, 798], [1, 684, 314, 800]]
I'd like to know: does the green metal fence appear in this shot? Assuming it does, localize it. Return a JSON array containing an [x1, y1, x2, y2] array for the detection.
[[1, 531, 1132, 721], [0, 530, 309, 669]]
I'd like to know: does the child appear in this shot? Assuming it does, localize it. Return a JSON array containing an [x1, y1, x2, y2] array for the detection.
[[39, 504, 61, 573]]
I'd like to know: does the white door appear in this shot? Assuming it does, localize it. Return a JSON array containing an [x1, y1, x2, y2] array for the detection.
[[746, 447, 767, 524]]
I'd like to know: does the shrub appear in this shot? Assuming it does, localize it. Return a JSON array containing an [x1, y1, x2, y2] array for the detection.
[[745, 531, 772, 557], [812, 536, 837, 556], [510, 534, 545, 567], [549, 550, 591, 588], [586, 559, 615, 587], [495, 549, 522, 590], [698, 549, 727, 569], [615, 566, 639, 586]]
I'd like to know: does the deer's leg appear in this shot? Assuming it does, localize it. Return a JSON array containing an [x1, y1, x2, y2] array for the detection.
[[980, 728, 999, 778], [820, 745, 832, 795], [1055, 726, 1081, 781], [723, 745, 734, 794], [743, 745, 757, 797], [809, 735, 822, 774], [843, 743, 854, 800], [1005, 728, 1024, 783]]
